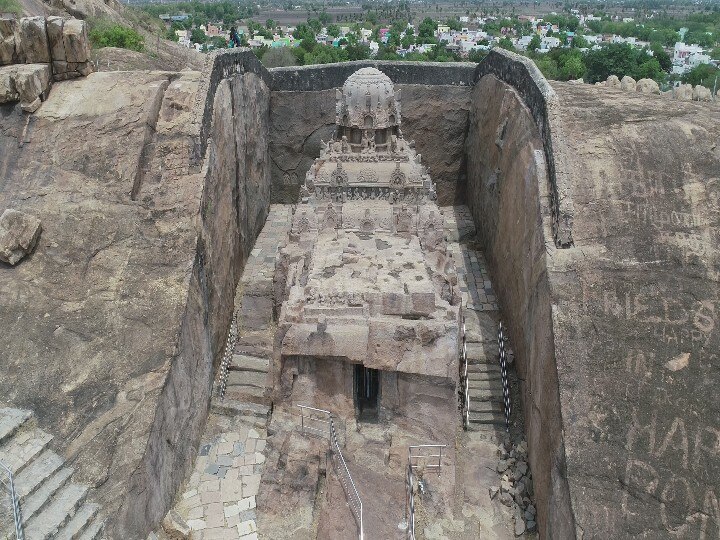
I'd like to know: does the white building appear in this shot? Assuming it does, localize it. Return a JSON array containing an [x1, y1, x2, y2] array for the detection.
[[672, 42, 712, 74]]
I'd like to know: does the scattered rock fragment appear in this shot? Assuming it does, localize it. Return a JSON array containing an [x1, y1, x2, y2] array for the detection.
[[673, 84, 693, 101], [0, 209, 42, 265], [162, 509, 192, 540], [693, 85, 712, 102]]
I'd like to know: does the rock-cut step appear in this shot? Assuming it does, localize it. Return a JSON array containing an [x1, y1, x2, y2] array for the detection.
[[0, 427, 53, 477], [23, 482, 88, 540], [0, 407, 32, 445], [469, 411, 506, 426], [212, 399, 270, 428], [54, 502, 100, 540]]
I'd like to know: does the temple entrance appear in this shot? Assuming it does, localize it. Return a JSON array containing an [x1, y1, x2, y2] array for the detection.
[[354, 365, 380, 421]]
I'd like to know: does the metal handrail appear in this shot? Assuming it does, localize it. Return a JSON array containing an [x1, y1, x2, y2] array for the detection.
[[405, 460, 416, 540], [216, 313, 238, 400], [498, 322, 511, 431], [0, 460, 24, 540], [297, 406, 363, 540], [460, 315, 469, 429], [408, 444, 447, 477]]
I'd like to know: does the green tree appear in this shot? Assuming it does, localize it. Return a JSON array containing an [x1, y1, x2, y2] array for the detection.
[[649, 43, 672, 71], [682, 63, 719, 89], [534, 56, 560, 80], [560, 55, 585, 80], [261, 47, 298, 67], [445, 18, 462, 31], [417, 17, 438, 44], [528, 34, 541, 52], [468, 48, 488, 63], [584, 43, 640, 83], [327, 24, 341, 38], [345, 43, 371, 61], [498, 37, 514, 51], [89, 23, 145, 52], [190, 28, 207, 44], [266, 19, 275, 30], [635, 58, 663, 81], [165, 27, 179, 42], [572, 34, 589, 49]]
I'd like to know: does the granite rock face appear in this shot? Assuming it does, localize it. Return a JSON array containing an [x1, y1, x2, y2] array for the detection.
[[0, 209, 42, 265], [0, 66, 271, 538], [467, 64, 720, 538], [13, 63, 51, 111]]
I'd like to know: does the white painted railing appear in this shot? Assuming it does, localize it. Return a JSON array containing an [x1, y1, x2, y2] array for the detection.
[[408, 444, 446, 477], [216, 313, 238, 400], [297, 405, 363, 540], [460, 315, 469, 430], [0, 460, 24, 540]]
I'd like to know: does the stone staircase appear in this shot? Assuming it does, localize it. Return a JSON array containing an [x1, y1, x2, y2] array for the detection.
[[0, 407, 104, 540], [465, 328, 506, 428]]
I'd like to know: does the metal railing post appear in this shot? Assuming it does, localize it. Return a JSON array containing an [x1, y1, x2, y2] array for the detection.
[[0, 460, 24, 540]]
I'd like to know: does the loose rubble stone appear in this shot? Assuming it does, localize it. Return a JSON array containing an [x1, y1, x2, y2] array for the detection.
[[0, 66, 17, 102], [0, 209, 42, 265], [162, 509, 192, 539], [46, 17, 66, 62]]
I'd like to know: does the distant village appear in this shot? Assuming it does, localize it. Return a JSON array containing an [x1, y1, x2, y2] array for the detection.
[[159, 10, 718, 76]]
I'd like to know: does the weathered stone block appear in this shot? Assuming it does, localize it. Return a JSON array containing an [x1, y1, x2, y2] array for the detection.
[[635, 78, 660, 95], [17, 17, 50, 64], [63, 19, 90, 63], [0, 65, 18, 103], [0, 209, 42, 265], [46, 17, 66, 62], [14, 63, 51, 109], [0, 17, 18, 65]]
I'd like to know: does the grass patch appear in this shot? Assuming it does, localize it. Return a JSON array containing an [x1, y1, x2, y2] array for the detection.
[[89, 20, 145, 52], [0, 0, 22, 16]]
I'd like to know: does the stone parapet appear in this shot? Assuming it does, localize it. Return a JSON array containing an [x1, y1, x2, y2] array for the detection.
[[475, 48, 574, 249], [269, 60, 476, 91]]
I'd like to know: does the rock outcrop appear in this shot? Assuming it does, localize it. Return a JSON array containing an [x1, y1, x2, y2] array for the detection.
[[0, 208, 42, 265]]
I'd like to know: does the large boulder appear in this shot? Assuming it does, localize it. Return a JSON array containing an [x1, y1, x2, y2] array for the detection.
[[14, 63, 51, 112], [606, 74, 620, 88], [0, 17, 18, 65], [0, 209, 42, 266], [0, 66, 18, 103], [672, 83, 693, 101], [692, 84, 712, 102], [162, 510, 192, 540], [17, 17, 50, 64], [635, 78, 660, 94], [620, 75, 636, 91]]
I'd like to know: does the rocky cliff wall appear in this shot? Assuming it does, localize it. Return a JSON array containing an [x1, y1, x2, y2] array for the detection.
[[467, 48, 720, 539], [466, 72, 575, 539], [268, 61, 474, 205], [0, 49, 271, 538]]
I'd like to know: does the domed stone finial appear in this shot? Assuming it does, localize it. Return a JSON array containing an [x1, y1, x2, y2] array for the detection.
[[337, 67, 400, 130]]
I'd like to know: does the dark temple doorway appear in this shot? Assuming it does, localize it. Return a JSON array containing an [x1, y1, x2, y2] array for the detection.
[[354, 365, 380, 421]]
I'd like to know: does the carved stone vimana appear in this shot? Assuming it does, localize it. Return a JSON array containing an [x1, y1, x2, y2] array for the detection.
[[275, 67, 461, 393]]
